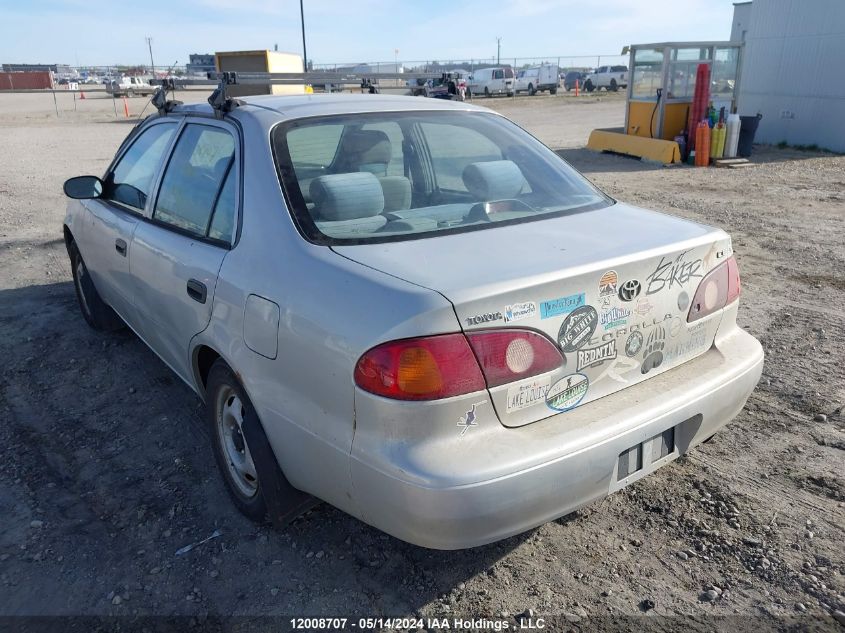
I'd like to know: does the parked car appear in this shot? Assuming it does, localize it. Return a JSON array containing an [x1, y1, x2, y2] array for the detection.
[[514, 63, 559, 96], [62, 93, 763, 549], [467, 66, 514, 97], [563, 70, 587, 91], [424, 71, 468, 101], [106, 76, 156, 97], [583, 65, 628, 92]]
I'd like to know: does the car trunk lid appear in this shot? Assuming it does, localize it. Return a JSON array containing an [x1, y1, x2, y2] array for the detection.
[[334, 202, 733, 427]]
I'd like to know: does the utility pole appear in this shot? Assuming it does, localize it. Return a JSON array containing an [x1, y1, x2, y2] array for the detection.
[[145, 36, 155, 77], [299, 0, 308, 72], [496, 37, 501, 65]]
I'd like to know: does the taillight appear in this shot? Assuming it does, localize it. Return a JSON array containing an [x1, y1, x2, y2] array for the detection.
[[354, 334, 485, 401], [354, 329, 564, 400], [688, 255, 741, 323], [465, 329, 564, 387]]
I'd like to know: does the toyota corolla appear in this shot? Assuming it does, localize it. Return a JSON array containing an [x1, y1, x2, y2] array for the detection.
[[62, 93, 763, 549]]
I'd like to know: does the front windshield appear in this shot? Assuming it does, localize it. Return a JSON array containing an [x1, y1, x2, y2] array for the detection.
[[272, 111, 611, 244]]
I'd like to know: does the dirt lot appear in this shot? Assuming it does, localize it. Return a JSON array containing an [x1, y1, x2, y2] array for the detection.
[[0, 91, 843, 629]]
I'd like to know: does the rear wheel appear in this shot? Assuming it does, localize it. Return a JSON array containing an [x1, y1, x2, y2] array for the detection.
[[610, 79, 618, 92], [207, 360, 315, 524], [68, 241, 123, 331], [584, 80, 595, 93], [484, 87, 490, 98], [127, 89, 135, 98], [550, 86, 557, 95], [528, 83, 536, 96]]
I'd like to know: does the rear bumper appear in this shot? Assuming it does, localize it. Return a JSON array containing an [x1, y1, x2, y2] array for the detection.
[[349, 326, 763, 549]]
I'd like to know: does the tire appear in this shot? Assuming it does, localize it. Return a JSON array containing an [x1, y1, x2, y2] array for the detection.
[[484, 87, 490, 98], [584, 80, 595, 93], [610, 79, 618, 92], [68, 241, 123, 331], [566, 86, 571, 92], [550, 86, 557, 95], [528, 83, 535, 96], [506, 92, 514, 97], [207, 360, 315, 524], [127, 89, 135, 98]]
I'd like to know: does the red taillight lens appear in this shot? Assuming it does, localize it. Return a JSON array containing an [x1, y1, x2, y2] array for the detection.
[[354, 334, 485, 401], [688, 255, 742, 323], [465, 329, 564, 387]]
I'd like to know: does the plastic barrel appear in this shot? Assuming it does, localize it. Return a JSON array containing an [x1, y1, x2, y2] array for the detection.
[[737, 114, 762, 158]]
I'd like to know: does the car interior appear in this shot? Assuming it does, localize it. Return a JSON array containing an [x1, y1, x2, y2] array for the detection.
[[276, 114, 605, 241]]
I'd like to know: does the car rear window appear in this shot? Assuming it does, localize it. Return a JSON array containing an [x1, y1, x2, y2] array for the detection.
[[272, 111, 611, 245]]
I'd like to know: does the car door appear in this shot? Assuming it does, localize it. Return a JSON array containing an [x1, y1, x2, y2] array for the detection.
[[78, 120, 179, 325], [129, 119, 239, 383]]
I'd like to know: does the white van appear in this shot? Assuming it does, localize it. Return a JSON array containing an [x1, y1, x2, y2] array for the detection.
[[467, 67, 515, 98], [514, 63, 560, 96]]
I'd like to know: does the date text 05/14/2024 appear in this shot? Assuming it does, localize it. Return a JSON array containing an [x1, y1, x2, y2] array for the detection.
[[290, 616, 547, 630]]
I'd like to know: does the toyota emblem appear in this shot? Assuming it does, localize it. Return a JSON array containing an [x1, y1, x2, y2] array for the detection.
[[618, 279, 641, 302]]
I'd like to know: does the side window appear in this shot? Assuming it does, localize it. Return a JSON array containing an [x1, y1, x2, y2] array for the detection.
[[153, 124, 236, 239], [288, 124, 344, 171], [493, 69, 504, 80], [106, 123, 177, 211], [420, 122, 502, 192]]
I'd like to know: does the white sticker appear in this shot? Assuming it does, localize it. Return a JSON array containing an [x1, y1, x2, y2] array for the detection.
[[506, 375, 552, 413], [504, 301, 537, 323]]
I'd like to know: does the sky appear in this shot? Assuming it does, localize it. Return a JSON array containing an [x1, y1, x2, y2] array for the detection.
[[0, 0, 736, 68]]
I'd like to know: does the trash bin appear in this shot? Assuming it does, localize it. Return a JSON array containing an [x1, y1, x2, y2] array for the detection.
[[737, 113, 762, 158]]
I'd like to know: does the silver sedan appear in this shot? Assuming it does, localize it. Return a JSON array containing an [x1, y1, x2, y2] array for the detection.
[[62, 94, 763, 549]]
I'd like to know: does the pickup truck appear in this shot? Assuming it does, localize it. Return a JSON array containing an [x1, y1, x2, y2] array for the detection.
[[583, 65, 628, 92], [105, 76, 155, 97]]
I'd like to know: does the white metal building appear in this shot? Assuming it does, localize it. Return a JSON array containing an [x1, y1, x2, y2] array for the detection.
[[735, 0, 845, 152]]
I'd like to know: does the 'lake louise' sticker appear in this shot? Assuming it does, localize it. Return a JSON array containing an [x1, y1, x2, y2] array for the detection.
[[506, 376, 552, 413], [546, 373, 589, 412]]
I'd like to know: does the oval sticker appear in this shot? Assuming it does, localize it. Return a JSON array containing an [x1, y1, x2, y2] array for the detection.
[[558, 305, 598, 352], [546, 373, 589, 412]]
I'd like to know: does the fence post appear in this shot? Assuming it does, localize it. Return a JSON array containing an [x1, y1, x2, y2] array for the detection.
[[513, 58, 517, 99]]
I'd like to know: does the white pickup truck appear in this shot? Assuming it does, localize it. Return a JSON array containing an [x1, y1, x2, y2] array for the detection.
[[583, 65, 628, 92], [105, 76, 155, 97]]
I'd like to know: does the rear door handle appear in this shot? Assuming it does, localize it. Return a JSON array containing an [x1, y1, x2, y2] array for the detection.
[[186, 279, 207, 304], [115, 238, 127, 256]]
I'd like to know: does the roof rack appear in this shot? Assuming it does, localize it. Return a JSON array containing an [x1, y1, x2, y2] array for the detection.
[[150, 70, 445, 117]]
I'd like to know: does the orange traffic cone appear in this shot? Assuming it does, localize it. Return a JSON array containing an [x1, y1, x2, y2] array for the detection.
[[123, 96, 129, 118], [79, 90, 85, 99]]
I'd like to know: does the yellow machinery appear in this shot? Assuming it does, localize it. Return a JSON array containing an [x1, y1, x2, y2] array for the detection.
[[588, 41, 743, 164]]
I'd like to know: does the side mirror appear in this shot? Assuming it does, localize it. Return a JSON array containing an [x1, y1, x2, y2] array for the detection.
[[64, 176, 103, 200]]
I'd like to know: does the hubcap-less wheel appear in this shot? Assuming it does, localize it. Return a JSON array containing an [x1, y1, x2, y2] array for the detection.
[[215, 386, 258, 498]]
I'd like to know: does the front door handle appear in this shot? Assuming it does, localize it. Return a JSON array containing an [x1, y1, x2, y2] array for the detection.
[[115, 238, 127, 256], [186, 278, 207, 304]]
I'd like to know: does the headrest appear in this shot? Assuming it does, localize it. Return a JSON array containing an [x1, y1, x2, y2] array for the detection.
[[309, 172, 385, 221], [462, 160, 526, 201], [337, 130, 391, 174], [378, 176, 412, 212]]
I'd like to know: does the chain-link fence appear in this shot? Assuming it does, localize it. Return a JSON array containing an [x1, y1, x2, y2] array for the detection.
[[6, 52, 629, 81]]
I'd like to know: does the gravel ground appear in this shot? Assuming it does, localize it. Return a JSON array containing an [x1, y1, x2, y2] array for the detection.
[[0, 91, 843, 629]]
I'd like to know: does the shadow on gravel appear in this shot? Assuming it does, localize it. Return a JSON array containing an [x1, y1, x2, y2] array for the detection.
[[0, 281, 526, 616]]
